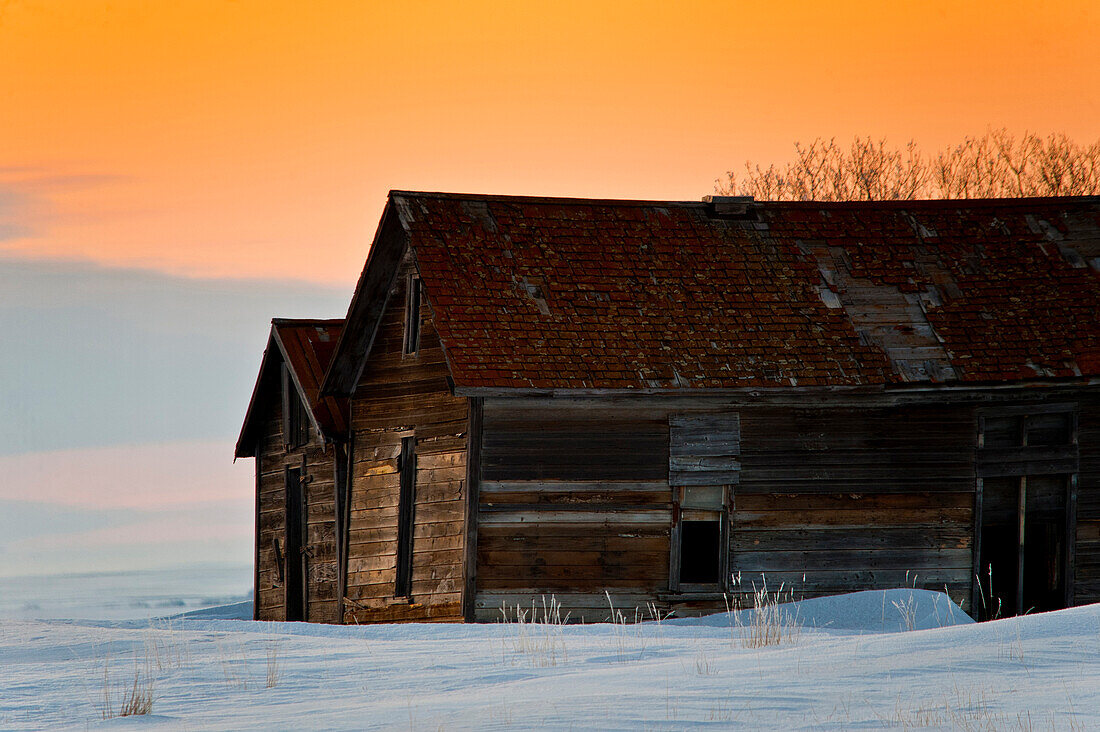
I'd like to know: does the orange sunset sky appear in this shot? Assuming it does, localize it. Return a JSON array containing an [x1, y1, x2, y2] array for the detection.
[[0, 1, 1098, 577], [3, 0, 1098, 286]]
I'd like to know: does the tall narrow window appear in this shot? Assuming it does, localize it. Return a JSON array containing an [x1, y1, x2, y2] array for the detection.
[[677, 485, 727, 586], [395, 436, 417, 597], [281, 363, 310, 448], [403, 275, 421, 355]]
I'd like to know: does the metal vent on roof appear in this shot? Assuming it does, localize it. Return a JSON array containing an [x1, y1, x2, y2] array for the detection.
[[702, 195, 756, 218]]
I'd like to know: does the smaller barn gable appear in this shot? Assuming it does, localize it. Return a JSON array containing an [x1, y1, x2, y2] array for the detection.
[[237, 318, 349, 624], [236, 318, 347, 458]]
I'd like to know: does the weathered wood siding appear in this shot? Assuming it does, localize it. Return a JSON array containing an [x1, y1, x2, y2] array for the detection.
[[343, 258, 469, 623], [1075, 393, 1100, 605], [476, 402, 671, 621], [732, 406, 974, 608], [254, 388, 340, 623], [475, 389, 1098, 621]]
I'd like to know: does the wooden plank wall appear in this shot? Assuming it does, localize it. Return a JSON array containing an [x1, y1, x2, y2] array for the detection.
[[1074, 393, 1100, 604], [254, 387, 340, 623], [733, 406, 975, 611], [343, 258, 469, 623], [476, 402, 672, 622], [476, 397, 988, 619]]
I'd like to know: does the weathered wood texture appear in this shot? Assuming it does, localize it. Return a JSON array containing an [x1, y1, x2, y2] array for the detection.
[[732, 406, 976, 611], [476, 401, 671, 621], [343, 257, 469, 623], [254, 386, 340, 623], [475, 391, 1098, 621], [1075, 394, 1100, 604], [669, 414, 741, 486]]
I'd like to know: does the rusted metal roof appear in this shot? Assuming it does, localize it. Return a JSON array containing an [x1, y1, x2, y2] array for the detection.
[[236, 319, 347, 457], [327, 192, 1100, 394]]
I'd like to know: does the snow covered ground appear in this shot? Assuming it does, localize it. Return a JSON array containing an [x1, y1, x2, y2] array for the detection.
[[2, 589, 1098, 730], [0, 565, 251, 622]]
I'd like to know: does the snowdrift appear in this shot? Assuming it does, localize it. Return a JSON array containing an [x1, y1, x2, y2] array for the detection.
[[3, 589, 1096, 731]]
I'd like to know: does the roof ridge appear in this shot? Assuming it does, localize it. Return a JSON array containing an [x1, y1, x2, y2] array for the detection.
[[389, 189, 1100, 209], [389, 190, 706, 207], [272, 318, 345, 326]]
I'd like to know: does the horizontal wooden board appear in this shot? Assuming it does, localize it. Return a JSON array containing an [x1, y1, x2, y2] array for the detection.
[[478, 549, 669, 568], [479, 509, 671, 525], [735, 479, 976, 494], [344, 601, 462, 624], [480, 480, 669, 494], [481, 490, 669, 507], [731, 548, 973, 572], [478, 576, 668, 591], [733, 527, 971, 552], [479, 535, 668, 555], [735, 507, 971, 530], [735, 492, 973, 511]]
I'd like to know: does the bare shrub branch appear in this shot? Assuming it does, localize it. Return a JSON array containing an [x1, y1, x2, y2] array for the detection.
[[717, 130, 1100, 200]]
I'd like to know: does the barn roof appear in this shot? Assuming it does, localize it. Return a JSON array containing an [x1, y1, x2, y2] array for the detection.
[[322, 192, 1100, 395], [236, 319, 347, 458]]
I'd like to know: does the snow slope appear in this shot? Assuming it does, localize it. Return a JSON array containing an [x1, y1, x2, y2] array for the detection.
[[1, 589, 1097, 730]]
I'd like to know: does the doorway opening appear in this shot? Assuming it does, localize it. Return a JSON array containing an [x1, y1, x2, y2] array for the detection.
[[976, 409, 1076, 620], [284, 466, 306, 621], [978, 475, 1068, 618]]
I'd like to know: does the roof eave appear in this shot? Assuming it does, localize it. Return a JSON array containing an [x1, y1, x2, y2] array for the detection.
[[271, 326, 329, 440], [320, 198, 411, 397], [453, 375, 1100, 399], [234, 328, 278, 459]]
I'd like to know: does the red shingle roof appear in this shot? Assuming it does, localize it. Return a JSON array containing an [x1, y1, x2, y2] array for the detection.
[[392, 193, 1100, 390], [236, 319, 347, 457], [273, 319, 347, 434]]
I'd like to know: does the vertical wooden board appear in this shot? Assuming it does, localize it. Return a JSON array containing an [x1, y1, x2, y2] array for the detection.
[[463, 397, 482, 622]]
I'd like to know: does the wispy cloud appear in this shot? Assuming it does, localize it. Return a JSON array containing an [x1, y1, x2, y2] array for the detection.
[[0, 167, 132, 242], [0, 257, 347, 456], [0, 440, 254, 577], [0, 167, 128, 189], [0, 185, 34, 241], [0, 440, 252, 510]]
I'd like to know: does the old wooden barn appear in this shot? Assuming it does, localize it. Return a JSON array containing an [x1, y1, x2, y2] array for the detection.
[[238, 192, 1100, 623], [236, 318, 348, 622]]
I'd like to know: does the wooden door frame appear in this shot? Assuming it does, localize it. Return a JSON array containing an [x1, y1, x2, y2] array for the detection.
[[668, 485, 731, 594], [973, 406, 1079, 617], [283, 464, 308, 621]]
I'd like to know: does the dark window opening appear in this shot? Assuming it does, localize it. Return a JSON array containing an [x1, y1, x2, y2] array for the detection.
[[1025, 413, 1073, 447], [403, 275, 421, 355], [284, 467, 306, 621], [680, 521, 722, 584], [982, 412, 1073, 449], [395, 436, 417, 597], [281, 364, 310, 448]]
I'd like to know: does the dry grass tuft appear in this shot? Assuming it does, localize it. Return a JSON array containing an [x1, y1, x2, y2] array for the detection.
[[729, 576, 803, 649], [102, 664, 154, 720], [118, 672, 154, 717], [266, 640, 282, 688], [497, 595, 570, 667]]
